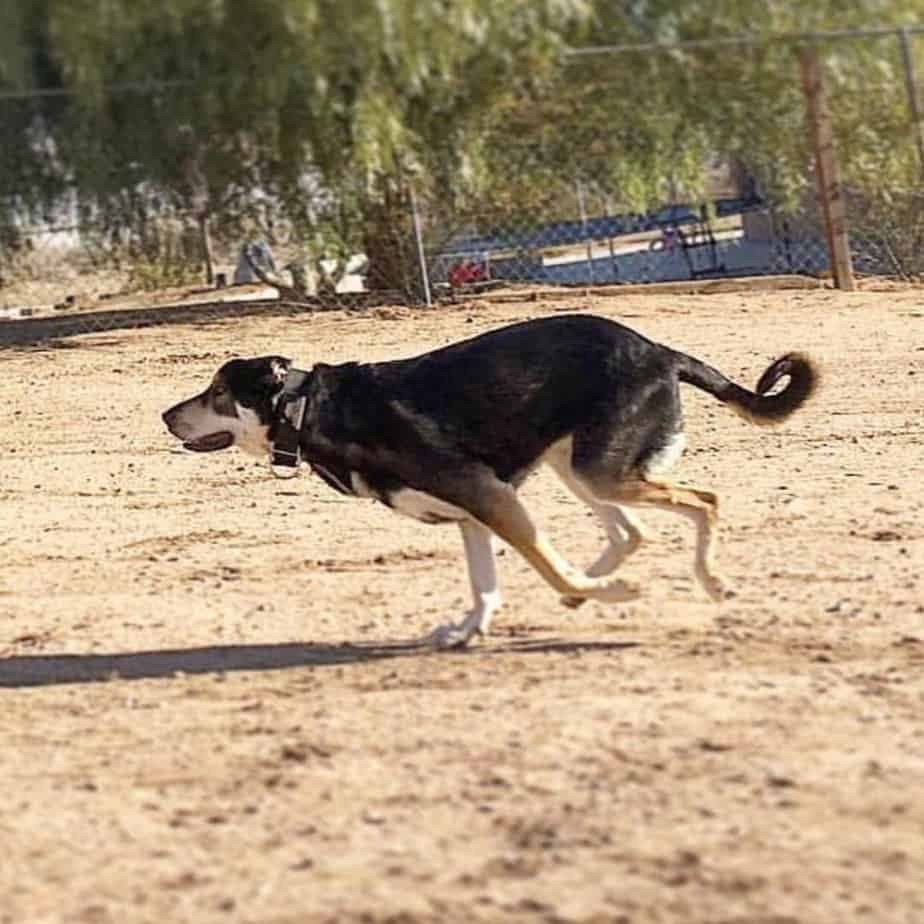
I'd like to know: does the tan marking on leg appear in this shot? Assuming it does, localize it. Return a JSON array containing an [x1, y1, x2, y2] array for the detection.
[[543, 438, 648, 608], [589, 479, 728, 601], [473, 482, 640, 604], [560, 506, 647, 608]]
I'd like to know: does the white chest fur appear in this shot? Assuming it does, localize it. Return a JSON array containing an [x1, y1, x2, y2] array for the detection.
[[389, 488, 468, 523], [350, 472, 467, 523]]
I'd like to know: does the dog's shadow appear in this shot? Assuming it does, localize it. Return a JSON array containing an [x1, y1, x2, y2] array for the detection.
[[0, 637, 639, 689]]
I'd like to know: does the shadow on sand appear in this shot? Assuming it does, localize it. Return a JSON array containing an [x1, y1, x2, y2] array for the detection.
[[0, 637, 639, 689]]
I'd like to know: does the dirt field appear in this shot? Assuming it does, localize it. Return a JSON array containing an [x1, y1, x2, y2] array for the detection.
[[1, 289, 922, 924]]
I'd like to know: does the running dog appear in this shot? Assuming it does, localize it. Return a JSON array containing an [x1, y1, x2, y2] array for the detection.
[[162, 314, 817, 647]]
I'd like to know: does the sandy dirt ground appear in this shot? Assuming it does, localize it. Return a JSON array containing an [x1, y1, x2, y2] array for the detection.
[[1, 289, 923, 924]]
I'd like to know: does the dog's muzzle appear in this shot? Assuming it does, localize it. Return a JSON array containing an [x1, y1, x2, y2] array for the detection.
[[162, 404, 234, 453], [182, 431, 235, 452]]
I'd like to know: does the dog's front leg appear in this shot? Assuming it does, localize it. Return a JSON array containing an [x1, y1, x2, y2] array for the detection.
[[423, 520, 501, 649]]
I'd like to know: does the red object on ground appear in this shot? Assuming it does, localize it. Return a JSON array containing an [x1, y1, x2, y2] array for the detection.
[[448, 260, 488, 288]]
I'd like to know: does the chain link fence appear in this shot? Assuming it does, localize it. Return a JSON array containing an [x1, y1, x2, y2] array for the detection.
[[2, 27, 923, 343], [419, 28, 924, 299], [420, 180, 903, 296], [421, 182, 828, 293]]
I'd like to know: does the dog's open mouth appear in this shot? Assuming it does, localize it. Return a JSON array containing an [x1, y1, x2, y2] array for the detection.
[[182, 431, 234, 452]]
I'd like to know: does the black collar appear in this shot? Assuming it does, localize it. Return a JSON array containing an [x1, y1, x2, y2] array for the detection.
[[270, 367, 311, 469]]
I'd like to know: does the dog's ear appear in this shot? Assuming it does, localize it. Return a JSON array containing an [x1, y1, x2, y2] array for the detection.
[[267, 357, 291, 386], [251, 356, 291, 396], [244, 356, 292, 405]]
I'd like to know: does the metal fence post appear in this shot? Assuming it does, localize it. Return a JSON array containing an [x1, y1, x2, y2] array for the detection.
[[575, 180, 594, 284], [409, 185, 433, 307], [604, 195, 618, 277]]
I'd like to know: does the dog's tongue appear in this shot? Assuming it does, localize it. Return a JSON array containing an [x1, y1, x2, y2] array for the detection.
[[183, 431, 234, 452]]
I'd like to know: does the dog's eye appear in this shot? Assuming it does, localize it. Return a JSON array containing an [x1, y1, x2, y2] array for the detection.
[[213, 384, 227, 397]]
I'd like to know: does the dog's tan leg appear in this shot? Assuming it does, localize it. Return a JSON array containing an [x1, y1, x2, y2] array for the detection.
[[560, 505, 646, 608], [472, 482, 640, 603], [582, 505, 645, 575], [544, 445, 647, 607], [588, 479, 728, 601]]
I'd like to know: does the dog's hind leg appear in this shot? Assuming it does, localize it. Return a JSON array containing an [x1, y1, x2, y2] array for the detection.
[[470, 480, 641, 605], [560, 504, 646, 609], [423, 520, 502, 649], [544, 443, 647, 608], [581, 477, 729, 601], [566, 388, 728, 600]]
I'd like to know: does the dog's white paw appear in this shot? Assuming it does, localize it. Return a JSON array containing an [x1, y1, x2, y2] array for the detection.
[[561, 580, 640, 608], [420, 622, 482, 650], [592, 579, 641, 604]]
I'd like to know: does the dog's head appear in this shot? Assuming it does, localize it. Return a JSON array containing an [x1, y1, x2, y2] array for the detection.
[[162, 356, 292, 457]]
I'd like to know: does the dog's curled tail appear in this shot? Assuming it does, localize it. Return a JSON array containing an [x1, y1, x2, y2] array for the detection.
[[674, 351, 819, 425]]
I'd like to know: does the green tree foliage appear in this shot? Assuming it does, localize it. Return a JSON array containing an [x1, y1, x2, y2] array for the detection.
[[392, 0, 924, 276], [2, 0, 924, 286], [423, 0, 924, 278], [466, 1, 924, 213], [0, 0, 590, 287]]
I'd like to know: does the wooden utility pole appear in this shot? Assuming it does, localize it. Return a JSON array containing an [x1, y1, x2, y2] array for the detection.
[[799, 46, 856, 291], [898, 27, 924, 184]]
